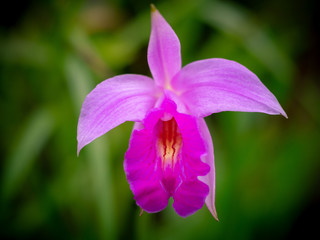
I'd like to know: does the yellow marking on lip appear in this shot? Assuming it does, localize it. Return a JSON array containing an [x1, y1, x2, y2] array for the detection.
[[157, 118, 182, 168]]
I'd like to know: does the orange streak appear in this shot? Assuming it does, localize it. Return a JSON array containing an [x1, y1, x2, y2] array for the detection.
[[157, 118, 182, 169]]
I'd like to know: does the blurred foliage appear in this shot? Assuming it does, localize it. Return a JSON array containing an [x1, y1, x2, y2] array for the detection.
[[0, 0, 319, 239]]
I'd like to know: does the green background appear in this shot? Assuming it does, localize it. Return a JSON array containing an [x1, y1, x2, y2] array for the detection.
[[1, 0, 319, 239]]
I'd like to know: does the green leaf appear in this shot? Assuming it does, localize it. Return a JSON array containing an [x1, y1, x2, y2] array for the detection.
[[2, 108, 54, 201]]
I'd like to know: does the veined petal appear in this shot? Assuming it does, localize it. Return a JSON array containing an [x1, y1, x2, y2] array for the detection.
[[124, 109, 170, 213], [124, 99, 210, 217], [173, 180, 209, 218], [77, 74, 157, 154], [197, 118, 218, 221], [172, 58, 287, 118], [148, 5, 181, 88]]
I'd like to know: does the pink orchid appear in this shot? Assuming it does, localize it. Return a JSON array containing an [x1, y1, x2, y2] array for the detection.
[[77, 5, 287, 219]]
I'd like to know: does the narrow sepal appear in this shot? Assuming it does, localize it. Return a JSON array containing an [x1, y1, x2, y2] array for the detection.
[[148, 6, 181, 87]]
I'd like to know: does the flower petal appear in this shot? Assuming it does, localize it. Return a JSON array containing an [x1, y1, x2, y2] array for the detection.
[[124, 109, 170, 213], [77, 74, 157, 154], [172, 58, 287, 118], [172, 180, 209, 217], [197, 118, 219, 221], [148, 5, 181, 87], [124, 99, 210, 216]]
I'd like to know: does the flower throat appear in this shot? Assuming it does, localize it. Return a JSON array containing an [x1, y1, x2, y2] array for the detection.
[[157, 117, 182, 169]]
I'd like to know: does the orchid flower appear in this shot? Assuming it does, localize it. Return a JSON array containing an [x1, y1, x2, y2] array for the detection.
[[77, 5, 287, 219]]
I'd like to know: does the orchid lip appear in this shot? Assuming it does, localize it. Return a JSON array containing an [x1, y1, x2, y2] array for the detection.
[[157, 117, 182, 194], [124, 99, 210, 217]]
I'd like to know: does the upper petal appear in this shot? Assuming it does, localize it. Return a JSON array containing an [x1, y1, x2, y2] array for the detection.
[[77, 74, 157, 154], [148, 5, 181, 87], [172, 58, 287, 118]]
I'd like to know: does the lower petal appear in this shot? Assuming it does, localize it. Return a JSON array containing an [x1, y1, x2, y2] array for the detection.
[[173, 180, 209, 217], [124, 112, 170, 213], [131, 180, 169, 213], [197, 118, 219, 220], [124, 99, 211, 216]]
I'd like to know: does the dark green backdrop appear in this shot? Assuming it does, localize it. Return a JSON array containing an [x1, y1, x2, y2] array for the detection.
[[1, 0, 319, 239]]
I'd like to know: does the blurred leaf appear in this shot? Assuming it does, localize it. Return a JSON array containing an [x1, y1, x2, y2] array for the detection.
[[0, 36, 53, 68], [86, 138, 116, 240], [201, 1, 294, 88], [64, 54, 94, 111], [1, 108, 54, 201], [68, 27, 111, 77], [96, 0, 204, 70], [64, 54, 116, 239]]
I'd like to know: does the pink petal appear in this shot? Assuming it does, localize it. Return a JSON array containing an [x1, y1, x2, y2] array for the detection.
[[172, 58, 287, 118], [148, 6, 181, 87], [124, 109, 170, 213], [77, 74, 157, 154], [197, 118, 219, 221], [172, 180, 209, 217], [124, 99, 210, 216]]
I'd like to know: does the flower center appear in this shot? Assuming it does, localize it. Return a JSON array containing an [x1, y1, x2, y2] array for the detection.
[[155, 117, 183, 195], [157, 117, 182, 169]]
